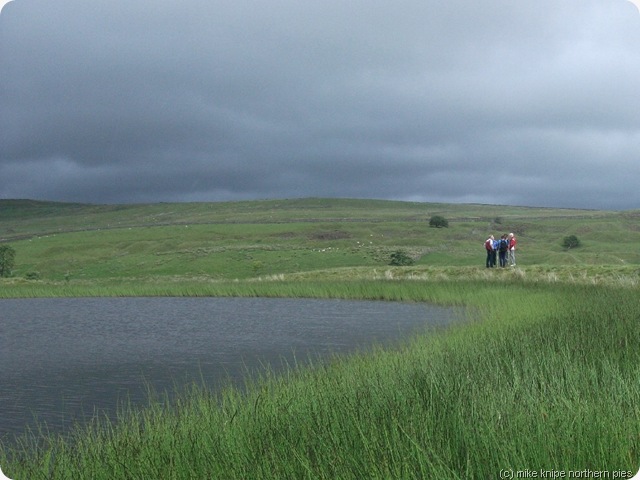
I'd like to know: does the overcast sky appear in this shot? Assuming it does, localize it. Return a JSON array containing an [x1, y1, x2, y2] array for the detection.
[[1, 0, 639, 209]]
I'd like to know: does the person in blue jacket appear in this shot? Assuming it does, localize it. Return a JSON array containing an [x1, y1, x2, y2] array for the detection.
[[498, 234, 509, 267]]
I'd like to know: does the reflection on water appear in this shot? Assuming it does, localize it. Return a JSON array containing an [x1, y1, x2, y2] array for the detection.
[[0, 297, 458, 442]]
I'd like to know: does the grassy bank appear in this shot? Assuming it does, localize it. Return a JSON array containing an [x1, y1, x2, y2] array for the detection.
[[0, 263, 638, 298], [1, 279, 638, 479]]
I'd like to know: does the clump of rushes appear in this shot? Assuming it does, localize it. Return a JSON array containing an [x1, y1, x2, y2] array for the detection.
[[1, 280, 639, 479]]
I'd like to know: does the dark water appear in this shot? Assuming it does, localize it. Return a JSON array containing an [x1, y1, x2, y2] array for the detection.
[[0, 297, 458, 442]]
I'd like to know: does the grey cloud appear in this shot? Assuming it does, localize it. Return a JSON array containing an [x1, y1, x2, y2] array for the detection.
[[1, 0, 640, 208]]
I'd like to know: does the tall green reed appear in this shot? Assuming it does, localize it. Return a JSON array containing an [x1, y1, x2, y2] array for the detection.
[[1, 281, 638, 479]]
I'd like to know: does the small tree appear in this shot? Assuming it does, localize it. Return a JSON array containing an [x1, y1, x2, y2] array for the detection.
[[0, 244, 16, 277], [429, 215, 449, 228], [562, 235, 581, 249], [389, 250, 414, 266]]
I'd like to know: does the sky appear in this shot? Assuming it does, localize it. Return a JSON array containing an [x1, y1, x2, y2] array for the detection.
[[1, 0, 639, 210]]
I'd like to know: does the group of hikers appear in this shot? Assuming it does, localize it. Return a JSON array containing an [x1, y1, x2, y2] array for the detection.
[[484, 233, 517, 268]]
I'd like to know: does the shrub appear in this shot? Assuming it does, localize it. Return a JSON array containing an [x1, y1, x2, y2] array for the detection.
[[429, 215, 449, 228], [0, 245, 16, 278], [389, 250, 415, 266], [562, 235, 581, 249]]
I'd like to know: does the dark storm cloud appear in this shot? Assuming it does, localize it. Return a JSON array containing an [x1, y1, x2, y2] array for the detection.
[[1, 0, 640, 208]]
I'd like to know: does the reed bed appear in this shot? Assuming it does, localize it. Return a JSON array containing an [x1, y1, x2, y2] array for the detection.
[[1, 264, 639, 298], [1, 280, 638, 479]]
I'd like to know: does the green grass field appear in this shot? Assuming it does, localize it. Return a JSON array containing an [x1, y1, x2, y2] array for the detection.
[[0, 198, 638, 479], [1, 198, 639, 290]]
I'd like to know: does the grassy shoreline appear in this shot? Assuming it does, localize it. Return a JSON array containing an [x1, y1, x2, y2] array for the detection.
[[0, 264, 638, 299], [1, 278, 638, 479]]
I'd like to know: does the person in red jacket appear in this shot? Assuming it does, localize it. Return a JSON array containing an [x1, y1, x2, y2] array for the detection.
[[508, 233, 517, 266], [485, 235, 495, 268]]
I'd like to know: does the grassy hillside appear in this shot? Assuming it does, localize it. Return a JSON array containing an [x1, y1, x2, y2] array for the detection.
[[1, 198, 639, 287]]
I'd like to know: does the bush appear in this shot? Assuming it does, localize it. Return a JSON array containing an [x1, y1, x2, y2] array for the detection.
[[0, 244, 16, 278], [389, 250, 415, 266], [429, 215, 449, 228], [562, 235, 581, 249]]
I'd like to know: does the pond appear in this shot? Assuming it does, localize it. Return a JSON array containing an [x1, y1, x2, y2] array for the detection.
[[0, 297, 459, 443]]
